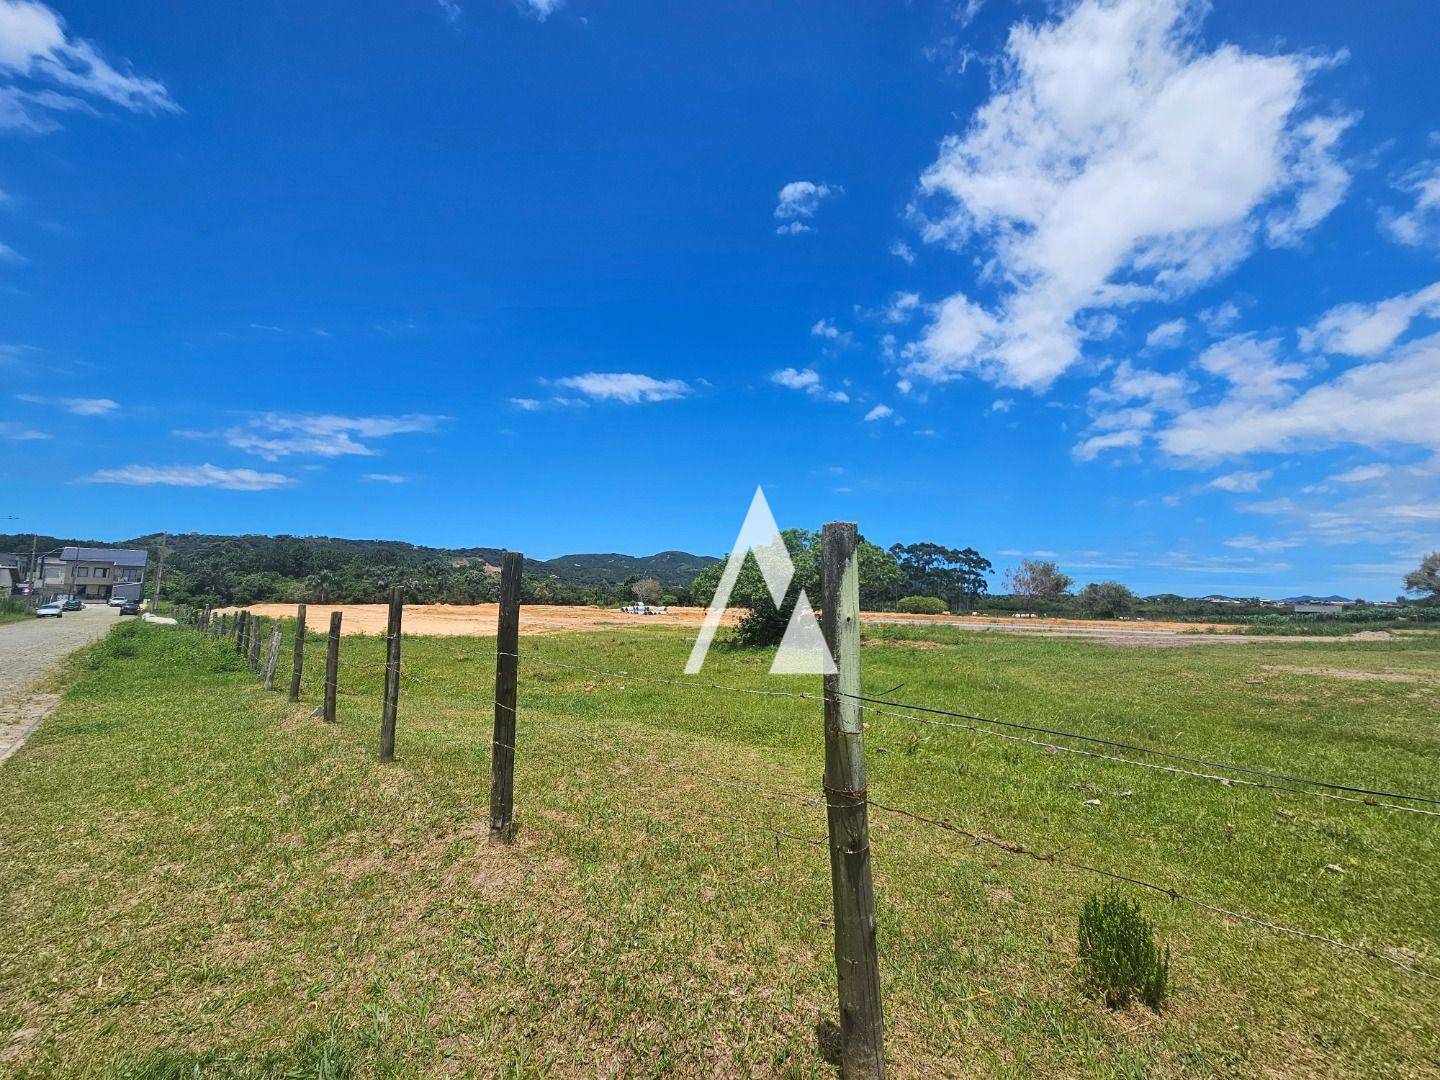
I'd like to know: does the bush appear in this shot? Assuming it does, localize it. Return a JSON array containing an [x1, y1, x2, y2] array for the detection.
[[896, 595, 948, 615], [1077, 891, 1170, 1010]]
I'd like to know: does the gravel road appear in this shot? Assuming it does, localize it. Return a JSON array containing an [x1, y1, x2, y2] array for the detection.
[[1, 605, 123, 764]]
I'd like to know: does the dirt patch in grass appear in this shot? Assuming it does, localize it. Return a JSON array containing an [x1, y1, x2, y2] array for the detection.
[[864, 637, 945, 650], [1262, 665, 1435, 685]]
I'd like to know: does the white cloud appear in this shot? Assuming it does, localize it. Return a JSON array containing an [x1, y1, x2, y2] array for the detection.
[[771, 367, 821, 391], [83, 463, 294, 491], [1298, 281, 1440, 358], [1145, 317, 1186, 348], [190, 412, 446, 461], [810, 318, 854, 347], [1074, 428, 1143, 461], [62, 396, 117, 415], [1264, 114, 1356, 246], [1206, 469, 1271, 493], [436, 0, 463, 23], [516, 0, 562, 20], [1220, 534, 1301, 553], [863, 404, 894, 422], [1, 419, 48, 440], [16, 393, 118, 415], [1380, 161, 1440, 247], [989, 398, 1014, 414], [0, 1, 178, 132], [890, 240, 916, 264], [907, 0, 1350, 390], [1195, 334, 1306, 401], [770, 367, 850, 404], [774, 181, 838, 234], [884, 291, 922, 323], [1197, 300, 1241, 333], [551, 372, 690, 404], [509, 397, 543, 411], [1160, 332, 1440, 462], [1328, 464, 1388, 484], [362, 473, 408, 484], [0, 240, 24, 262]]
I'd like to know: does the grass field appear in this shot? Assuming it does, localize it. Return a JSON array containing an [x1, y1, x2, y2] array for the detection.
[[1, 618, 1437, 1077]]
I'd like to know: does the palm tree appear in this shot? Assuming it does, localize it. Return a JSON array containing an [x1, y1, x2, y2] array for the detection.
[[305, 570, 339, 603]]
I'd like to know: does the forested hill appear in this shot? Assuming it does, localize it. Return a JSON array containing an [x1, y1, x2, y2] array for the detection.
[[0, 532, 719, 605]]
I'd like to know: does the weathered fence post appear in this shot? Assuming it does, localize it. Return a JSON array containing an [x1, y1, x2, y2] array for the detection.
[[379, 587, 403, 762], [248, 617, 262, 673], [289, 603, 307, 703], [262, 624, 283, 690], [236, 611, 249, 655], [820, 521, 885, 1079], [488, 551, 523, 843], [323, 611, 342, 723]]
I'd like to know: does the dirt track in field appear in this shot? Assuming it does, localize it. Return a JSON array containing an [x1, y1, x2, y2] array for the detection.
[[225, 603, 1399, 648], [231, 603, 739, 637]]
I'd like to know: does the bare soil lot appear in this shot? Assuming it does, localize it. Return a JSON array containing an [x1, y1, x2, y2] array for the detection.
[[233, 603, 738, 637], [232, 604, 1391, 647]]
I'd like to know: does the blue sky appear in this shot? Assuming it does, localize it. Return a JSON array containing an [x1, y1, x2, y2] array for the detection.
[[2, 0, 1438, 599]]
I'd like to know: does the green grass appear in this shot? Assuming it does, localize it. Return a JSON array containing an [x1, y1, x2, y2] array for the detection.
[[1, 619, 1437, 1077], [0, 598, 32, 626]]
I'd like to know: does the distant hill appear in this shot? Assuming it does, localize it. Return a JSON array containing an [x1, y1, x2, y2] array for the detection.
[[0, 532, 718, 589], [1282, 594, 1353, 604]]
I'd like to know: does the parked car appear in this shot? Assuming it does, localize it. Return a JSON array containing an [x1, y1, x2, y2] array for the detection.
[[119, 600, 141, 616], [61, 597, 84, 611], [35, 603, 63, 618], [108, 595, 128, 607]]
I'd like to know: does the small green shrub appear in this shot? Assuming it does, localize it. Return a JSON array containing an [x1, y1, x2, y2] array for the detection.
[[1077, 891, 1170, 1010], [896, 595, 948, 615]]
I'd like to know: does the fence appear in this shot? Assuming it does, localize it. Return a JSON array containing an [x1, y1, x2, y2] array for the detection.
[[175, 523, 1440, 1079]]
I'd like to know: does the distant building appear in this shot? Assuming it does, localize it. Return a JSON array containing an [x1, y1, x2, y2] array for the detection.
[[1293, 601, 1348, 614], [0, 559, 20, 595], [41, 546, 148, 603]]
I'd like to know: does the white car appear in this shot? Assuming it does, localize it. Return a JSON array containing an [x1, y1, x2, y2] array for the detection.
[[108, 595, 128, 607], [35, 602, 63, 618]]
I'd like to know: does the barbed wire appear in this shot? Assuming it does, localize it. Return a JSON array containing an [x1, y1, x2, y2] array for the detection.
[[863, 795, 1440, 985], [485, 650, 1439, 818], [842, 690, 1440, 810], [188, 622, 1439, 986], [850, 698, 1440, 819]]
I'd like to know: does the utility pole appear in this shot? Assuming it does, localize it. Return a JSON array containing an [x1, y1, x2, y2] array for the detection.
[[150, 532, 169, 612]]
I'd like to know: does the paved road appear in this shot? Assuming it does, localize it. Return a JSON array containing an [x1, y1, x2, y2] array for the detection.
[[1, 605, 123, 764]]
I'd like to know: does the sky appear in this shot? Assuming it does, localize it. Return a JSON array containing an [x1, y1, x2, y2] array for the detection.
[[1, 0, 1438, 599]]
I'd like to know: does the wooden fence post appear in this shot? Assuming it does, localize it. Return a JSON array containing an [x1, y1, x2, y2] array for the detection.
[[820, 521, 885, 1079], [236, 611, 248, 655], [379, 587, 403, 762], [323, 611, 342, 723], [248, 617, 262, 673], [488, 551, 523, 843], [262, 624, 283, 690], [289, 604, 307, 703]]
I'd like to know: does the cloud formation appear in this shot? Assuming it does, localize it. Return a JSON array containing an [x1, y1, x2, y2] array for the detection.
[[1380, 161, 1440, 247], [551, 372, 690, 404], [181, 412, 447, 461], [774, 181, 838, 235], [84, 464, 294, 491], [769, 367, 849, 403], [0, 0, 178, 133], [906, 0, 1350, 390]]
